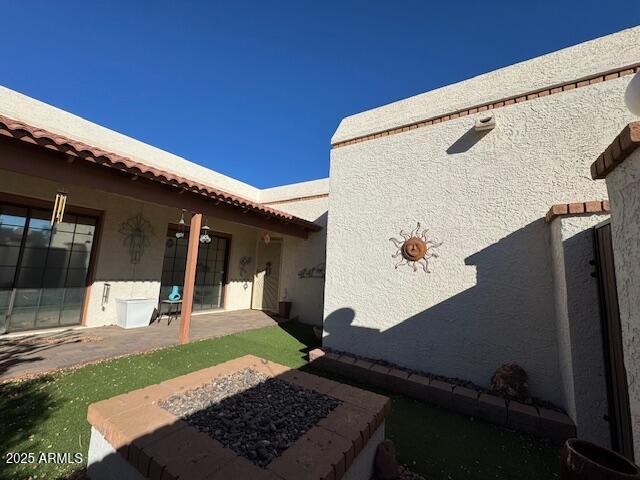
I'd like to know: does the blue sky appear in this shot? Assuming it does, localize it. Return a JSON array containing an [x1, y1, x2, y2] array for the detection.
[[1, 1, 639, 188]]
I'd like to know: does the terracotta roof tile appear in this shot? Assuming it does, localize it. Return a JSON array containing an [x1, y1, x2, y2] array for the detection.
[[0, 114, 321, 232]]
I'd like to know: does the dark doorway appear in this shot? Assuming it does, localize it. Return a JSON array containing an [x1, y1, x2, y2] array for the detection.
[[160, 228, 230, 313], [594, 221, 635, 459]]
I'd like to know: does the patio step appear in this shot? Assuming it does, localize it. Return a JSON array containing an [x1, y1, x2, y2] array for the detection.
[[308, 348, 576, 442]]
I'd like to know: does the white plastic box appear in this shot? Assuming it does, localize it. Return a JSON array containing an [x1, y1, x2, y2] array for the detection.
[[115, 298, 156, 329]]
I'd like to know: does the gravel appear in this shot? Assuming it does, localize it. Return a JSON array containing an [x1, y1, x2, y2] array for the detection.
[[160, 368, 341, 467], [399, 465, 427, 480]]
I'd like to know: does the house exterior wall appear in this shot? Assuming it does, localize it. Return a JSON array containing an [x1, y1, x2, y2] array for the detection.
[[0, 168, 261, 327], [550, 213, 610, 447], [606, 147, 640, 459], [262, 179, 329, 325], [325, 29, 639, 404]]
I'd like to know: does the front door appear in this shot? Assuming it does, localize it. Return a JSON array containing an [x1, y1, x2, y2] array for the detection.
[[0, 202, 98, 333], [252, 239, 281, 312], [594, 221, 635, 459]]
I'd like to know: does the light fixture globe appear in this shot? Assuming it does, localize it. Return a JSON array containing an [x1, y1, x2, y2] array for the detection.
[[199, 224, 211, 244], [625, 71, 640, 116]]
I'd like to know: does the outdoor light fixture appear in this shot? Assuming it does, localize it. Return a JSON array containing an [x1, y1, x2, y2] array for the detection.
[[625, 71, 640, 116], [200, 224, 212, 244], [474, 114, 496, 132], [175, 209, 186, 239], [263, 232, 271, 245]]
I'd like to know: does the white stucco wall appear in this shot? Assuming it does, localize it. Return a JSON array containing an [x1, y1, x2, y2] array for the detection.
[[325, 49, 638, 403], [333, 26, 640, 144], [606, 147, 640, 459], [550, 213, 610, 446], [278, 197, 328, 325], [260, 178, 330, 203], [261, 179, 329, 325]]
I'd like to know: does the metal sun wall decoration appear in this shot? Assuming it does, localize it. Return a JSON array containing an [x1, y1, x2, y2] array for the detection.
[[119, 213, 155, 264], [389, 222, 442, 273]]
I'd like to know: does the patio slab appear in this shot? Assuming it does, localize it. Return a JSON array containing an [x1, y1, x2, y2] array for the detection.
[[0, 310, 283, 381]]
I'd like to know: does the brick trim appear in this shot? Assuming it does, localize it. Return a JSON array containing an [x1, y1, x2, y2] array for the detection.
[[545, 200, 610, 223], [263, 193, 329, 205], [87, 355, 390, 480], [333, 63, 640, 149], [309, 348, 576, 441], [591, 122, 640, 179]]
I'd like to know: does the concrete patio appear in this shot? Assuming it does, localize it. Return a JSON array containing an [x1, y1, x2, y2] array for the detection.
[[0, 310, 283, 381]]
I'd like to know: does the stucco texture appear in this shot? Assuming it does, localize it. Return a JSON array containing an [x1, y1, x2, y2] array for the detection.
[[277, 195, 328, 325], [550, 214, 610, 446], [607, 148, 640, 458], [325, 76, 635, 404]]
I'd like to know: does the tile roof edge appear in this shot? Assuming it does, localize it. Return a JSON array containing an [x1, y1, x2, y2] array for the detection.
[[0, 114, 321, 232]]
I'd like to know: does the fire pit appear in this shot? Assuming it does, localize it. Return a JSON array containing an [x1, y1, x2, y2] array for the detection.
[[86, 355, 390, 480], [160, 368, 343, 467]]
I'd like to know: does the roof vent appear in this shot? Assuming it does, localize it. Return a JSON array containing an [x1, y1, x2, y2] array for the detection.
[[474, 114, 496, 132]]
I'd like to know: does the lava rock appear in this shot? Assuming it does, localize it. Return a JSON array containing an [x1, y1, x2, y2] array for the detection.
[[375, 440, 400, 480], [160, 368, 341, 468], [490, 363, 531, 403]]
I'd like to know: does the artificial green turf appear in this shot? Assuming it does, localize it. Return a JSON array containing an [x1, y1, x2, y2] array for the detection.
[[0, 322, 560, 479]]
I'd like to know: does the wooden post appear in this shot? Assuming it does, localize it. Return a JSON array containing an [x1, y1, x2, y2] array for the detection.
[[179, 212, 201, 344]]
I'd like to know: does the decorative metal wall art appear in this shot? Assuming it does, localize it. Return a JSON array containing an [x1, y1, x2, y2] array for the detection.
[[298, 262, 326, 279], [239, 256, 252, 290], [119, 213, 155, 264], [239, 256, 252, 276], [389, 222, 442, 273]]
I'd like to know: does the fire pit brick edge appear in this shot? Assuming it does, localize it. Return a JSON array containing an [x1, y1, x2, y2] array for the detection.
[[86, 354, 390, 480]]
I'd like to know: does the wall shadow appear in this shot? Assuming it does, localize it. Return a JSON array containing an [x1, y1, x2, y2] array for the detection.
[[323, 218, 562, 404], [446, 127, 492, 154], [0, 375, 59, 479], [0, 330, 99, 379]]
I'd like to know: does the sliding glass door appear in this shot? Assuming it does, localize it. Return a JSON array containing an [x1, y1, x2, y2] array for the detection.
[[160, 232, 229, 312], [0, 202, 97, 333]]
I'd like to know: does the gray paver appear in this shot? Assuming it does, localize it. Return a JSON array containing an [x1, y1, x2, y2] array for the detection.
[[0, 310, 283, 381]]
